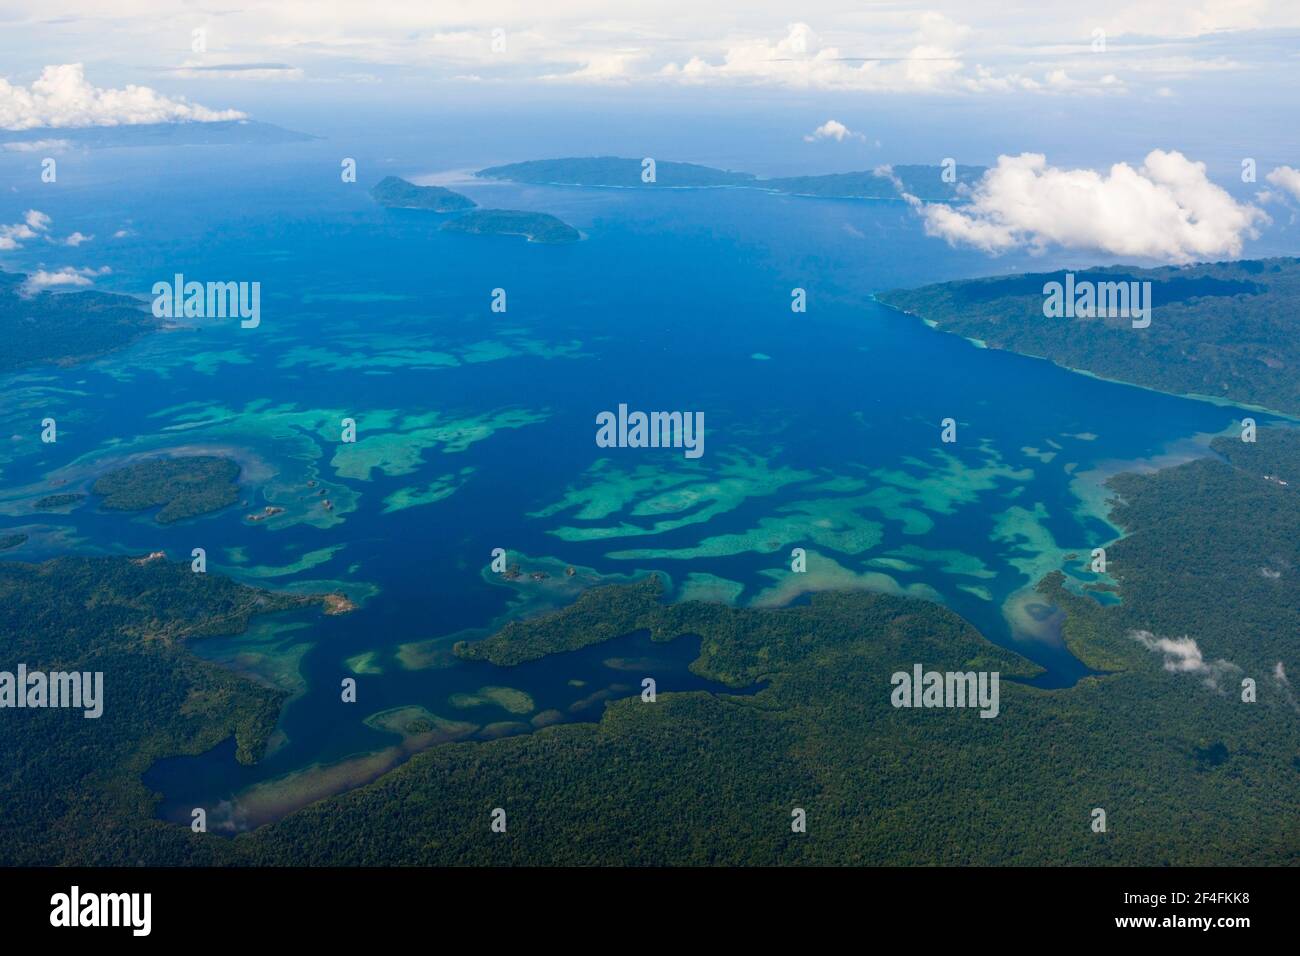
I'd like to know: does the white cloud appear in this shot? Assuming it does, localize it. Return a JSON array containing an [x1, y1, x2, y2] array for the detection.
[[20, 264, 110, 294], [1129, 629, 1239, 689], [62, 231, 92, 246], [660, 20, 981, 92], [544, 50, 646, 83], [1, 137, 71, 152], [655, 19, 1129, 94], [3, 1, 1297, 99], [0, 64, 246, 131], [804, 119, 860, 142], [1273, 662, 1299, 711], [1265, 165, 1300, 201], [0, 208, 50, 250], [915, 150, 1267, 263]]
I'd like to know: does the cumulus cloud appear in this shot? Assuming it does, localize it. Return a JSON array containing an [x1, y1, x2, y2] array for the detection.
[[660, 21, 974, 92], [1264, 165, 1300, 201], [804, 119, 861, 142], [0, 211, 95, 251], [544, 51, 646, 83], [915, 150, 1267, 263], [20, 265, 110, 294], [1129, 629, 1240, 689], [0, 64, 246, 131], [0, 208, 51, 250], [656, 19, 1122, 94]]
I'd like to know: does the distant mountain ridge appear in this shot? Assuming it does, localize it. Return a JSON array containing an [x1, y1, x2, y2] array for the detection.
[[0, 120, 315, 149]]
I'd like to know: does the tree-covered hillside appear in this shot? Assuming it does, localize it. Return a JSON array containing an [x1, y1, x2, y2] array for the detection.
[[878, 258, 1300, 416]]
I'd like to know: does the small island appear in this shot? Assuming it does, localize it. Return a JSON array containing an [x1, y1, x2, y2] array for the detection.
[[440, 209, 580, 244], [34, 493, 85, 511], [92, 455, 242, 524], [370, 176, 476, 212]]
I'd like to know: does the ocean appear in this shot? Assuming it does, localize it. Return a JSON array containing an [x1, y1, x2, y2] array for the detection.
[[0, 135, 1279, 829]]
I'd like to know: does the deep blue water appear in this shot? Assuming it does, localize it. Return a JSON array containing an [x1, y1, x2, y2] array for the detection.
[[0, 139, 1281, 829]]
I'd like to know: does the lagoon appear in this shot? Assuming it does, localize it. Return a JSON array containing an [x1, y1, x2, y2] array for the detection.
[[0, 137, 1279, 829]]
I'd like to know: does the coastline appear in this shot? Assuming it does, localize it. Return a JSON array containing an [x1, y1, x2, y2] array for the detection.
[[870, 294, 1300, 423]]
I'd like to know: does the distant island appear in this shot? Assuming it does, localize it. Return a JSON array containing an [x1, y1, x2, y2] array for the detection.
[[0, 270, 157, 372], [0, 120, 314, 151], [477, 156, 984, 202], [92, 455, 242, 524], [480, 157, 757, 189], [877, 258, 1300, 416], [440, 209, 580, 244], [370, 176, 476, 212], [764, 165, 984, 201], [369, 177, 579, 242]]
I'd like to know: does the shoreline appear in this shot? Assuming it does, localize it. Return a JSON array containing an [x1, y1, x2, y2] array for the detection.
[[870, 294, 1300, 423]]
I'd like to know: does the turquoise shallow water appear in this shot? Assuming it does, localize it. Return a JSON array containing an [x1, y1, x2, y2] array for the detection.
[[0, 141, 1278, 829]]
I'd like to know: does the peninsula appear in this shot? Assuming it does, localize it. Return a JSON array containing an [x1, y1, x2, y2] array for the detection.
[[878, 258, 1300, 416]]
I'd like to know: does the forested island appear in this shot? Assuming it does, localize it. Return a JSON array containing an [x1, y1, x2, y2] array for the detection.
[[764, 164, 985, 200], [369, 176, 476, 211], [479, 157, 757, 188], [0, 555, 345, 866], [440, 209, 580, 244], [0, 270, 157, 372], [7, 427, 1299, 865], [368, 178, 577, 241], [92, 455, 242, 523], [477, 156, 983, 201], [255, 425, 1300, 866], [877, 258, 1300, 416], [33, 493, 85, 511]]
